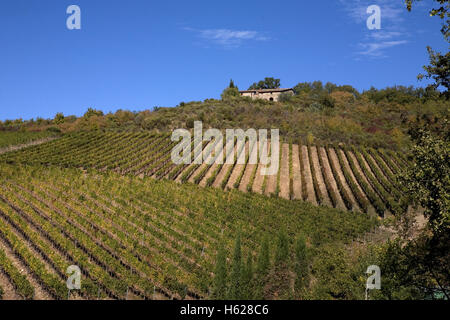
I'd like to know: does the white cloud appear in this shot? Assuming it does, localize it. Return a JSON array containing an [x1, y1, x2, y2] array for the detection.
[[368, 31, 402, 40], [339, 0, 410, 58], [184, 27, 270, 48], [357, 40, 408, 57], [339, 0, 405, 24]]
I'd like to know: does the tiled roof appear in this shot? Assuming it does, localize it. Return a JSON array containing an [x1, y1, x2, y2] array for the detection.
[[239, 88, 294, 93]]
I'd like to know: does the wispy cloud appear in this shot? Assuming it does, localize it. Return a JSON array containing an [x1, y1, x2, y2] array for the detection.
[[357, 40, 408, 57], [184, 27, 270, 48], [368, 31, 402, 40], [339, 0, 405, 24], [339, 0, 409, 58]]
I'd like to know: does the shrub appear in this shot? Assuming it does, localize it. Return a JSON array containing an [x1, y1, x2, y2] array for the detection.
[[46, 126, 62, 134], [279, 92, 293, 102], [221, 87, 240, 100]]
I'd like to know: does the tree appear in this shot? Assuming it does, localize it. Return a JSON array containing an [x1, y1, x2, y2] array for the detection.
[[294, 235, 309, 294], [83, 108, 104, 119], [275, 229, 289, 265], [256, 236, 270, 276], [406, 0, 449, 97], [248, 77, 281, 90], [53, 112, 65, 124], [212, 242, 227, 299], [229, 233, 243, 299], [390, 121, 450, 299], [400, 124, 449, 236], [254, 236, 270, 299], [221, 80, 240, 100], [418, 47, 450, 98], [241, 254, 254, 299]]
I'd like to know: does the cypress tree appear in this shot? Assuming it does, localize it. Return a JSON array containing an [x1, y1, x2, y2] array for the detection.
[[241, 253, 254, 299], [229, 233, 242, 299], [257, 235, 270, 276], [275, 229, 289, 265], [294, 235, 308, 294], [255, 236, 270, 299], [212, 242, 227, 299]]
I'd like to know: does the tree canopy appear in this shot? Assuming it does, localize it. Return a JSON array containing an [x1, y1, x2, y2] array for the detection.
[[248, 77, 281, 90]]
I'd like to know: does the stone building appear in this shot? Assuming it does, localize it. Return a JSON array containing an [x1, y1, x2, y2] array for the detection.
[[239, 88, 294, 102]]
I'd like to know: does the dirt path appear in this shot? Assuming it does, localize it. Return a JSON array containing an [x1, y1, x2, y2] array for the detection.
[[310, 146, 331, 207], [253, 141, 270, 194], [358, 152, 378, 185], [0, 236, 50, 300], [0, 137, 57, 155], [344, 150, 378, 215], [175, 140, 211, 183], [318, 147, 346, 210], [0, 271, 21, 300], [291, 145, 302, 200], [338, 149, 374, 212], [357, 151, 392, 215], [189, 139, 222, 184], [328, 148, 361, 212], [279, 143, 290, 199], [238, 141, 258, 192], [347, 151, 377, 196], [212, 141, 238, 189], [199, 163, 219, 187], [301, 146, 317, 205], [264, 142, 278, 196], [226, 141, 248, 190]]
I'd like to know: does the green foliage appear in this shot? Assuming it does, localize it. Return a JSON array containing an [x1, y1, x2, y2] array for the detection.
[[275, 229, 289, 265], [310, 245, 366, 300], [406, 0, 449, 97], [229, 232, 242, 299], [241, 254, 254, 299], [248, 77, 280, 90], [400, 125, 450, 234], [0, 248, 35, 299], [213, 242, 227, 299], [278, 92, 292, 102], [1, 81, 447, 149], [221, 87, 240, 100], [83, 108, 104, 119], [418, 47, 450, 98], [46, 126, 62, 134], [0, 131, 57, 149], [53, 112, 65, 125], [294, 235, 308, 294], [256, 236, 270, 277], [0, 162, 378, 300]]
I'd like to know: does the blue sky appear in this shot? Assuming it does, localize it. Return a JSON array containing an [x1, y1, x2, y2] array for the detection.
[[0, 0, 447, 121]]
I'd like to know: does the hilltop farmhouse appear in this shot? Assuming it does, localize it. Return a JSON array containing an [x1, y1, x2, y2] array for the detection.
[[239, 88, 294, 102]]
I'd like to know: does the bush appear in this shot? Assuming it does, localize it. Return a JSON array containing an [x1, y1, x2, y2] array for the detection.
[[46, 126, 62, 134], [279, 92, 293, 102], [221, 87, 240, 100]]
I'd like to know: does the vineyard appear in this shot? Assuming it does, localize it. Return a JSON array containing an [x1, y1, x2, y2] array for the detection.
[[0, 131, 58, 155], [0, 163, 377, 300], [1, 131, 410, 217]]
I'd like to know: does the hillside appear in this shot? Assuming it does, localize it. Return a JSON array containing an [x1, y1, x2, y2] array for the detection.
[[1, 131, 410, 217], [1, 84, 447, 150], [0, 163, 377, 300]]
